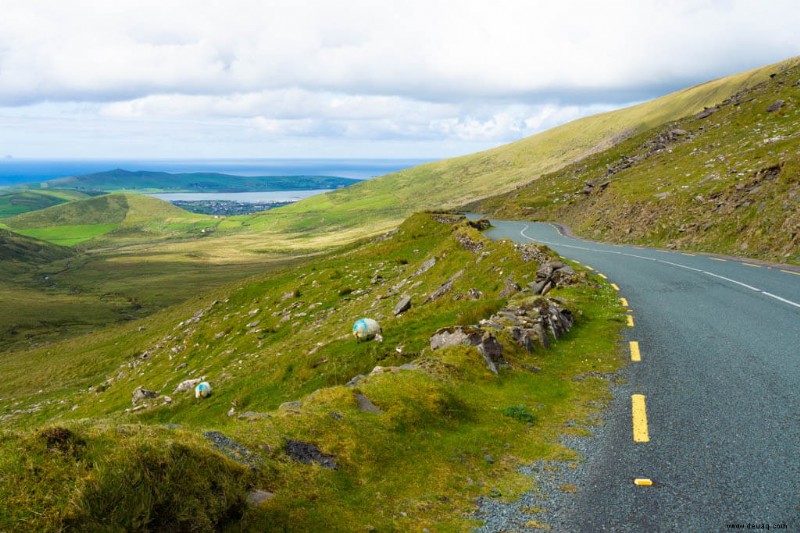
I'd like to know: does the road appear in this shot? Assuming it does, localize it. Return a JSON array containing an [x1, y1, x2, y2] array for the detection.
[[485, 220, 800, 532]]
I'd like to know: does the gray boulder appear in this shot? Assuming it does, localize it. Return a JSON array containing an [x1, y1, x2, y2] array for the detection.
[[132, 386, 158, 405], [393, 295, 412, 316]]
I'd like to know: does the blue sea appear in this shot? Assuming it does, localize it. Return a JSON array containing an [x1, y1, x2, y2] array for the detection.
[[0, 158, 431, 187]]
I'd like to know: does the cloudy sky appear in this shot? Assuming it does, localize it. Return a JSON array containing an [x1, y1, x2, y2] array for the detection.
[[1, 0, 799, 160]]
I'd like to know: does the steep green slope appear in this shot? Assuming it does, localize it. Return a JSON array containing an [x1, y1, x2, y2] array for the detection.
[[0, 229, 74, 273], [15, 169, 359, 193], [0, 189, 91, 218], [221, 57, 797, 248], [474, 59, 800, 263], [3, 193, 215, 246], [0, 213, 626, 530]]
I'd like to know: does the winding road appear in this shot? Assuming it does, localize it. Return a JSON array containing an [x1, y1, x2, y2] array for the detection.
[[486, 220, 800, 532]]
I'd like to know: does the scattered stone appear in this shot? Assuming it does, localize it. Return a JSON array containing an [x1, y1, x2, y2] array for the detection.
[[411, 257, 437, 277], [423, 270, 464, 304], [173, 378, 203, 393], [466, 288, 483, 300], [284, 439, 337, 469], [247, 490, 275, 506], [355, 393, 383, 413], [227, 407, 237, 417], [454, 231, 485, 253], [499, 277, 521, 298], [393, 295, 412, 316], [767, 99, 784, 112], [163, 396, 173, 404], [696, 106, 718, 119], [175, 363, 188, 371], [485, 455, 495, 464], [329, 411, 344, 421], [204, 431, 261, 468], [346, 375, 366, 387], [132, 386, 158, 405], [279, 401, 302, 411], [429, 326, 507, 374]]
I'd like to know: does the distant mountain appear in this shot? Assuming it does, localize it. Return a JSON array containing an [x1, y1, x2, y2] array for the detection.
[[14, 169, 360, 193]]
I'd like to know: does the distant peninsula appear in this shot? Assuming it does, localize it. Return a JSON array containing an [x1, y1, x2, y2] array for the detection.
[[9, 168, 361, 194]]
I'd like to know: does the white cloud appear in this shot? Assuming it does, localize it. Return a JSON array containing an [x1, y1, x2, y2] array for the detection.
[[0, 0, 798, 158]]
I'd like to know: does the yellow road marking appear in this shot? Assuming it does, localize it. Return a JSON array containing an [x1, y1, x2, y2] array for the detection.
[[742, 263, 761, 268], [620, 297, 628, 307], [634, 478, 653, 486], [630, 341, 641, 362], [611, 283, 620, 291], [710, 257, 726, 262], [632, 394, 650, 442], [627, 315, 634, 327], [781, 269, 800, 276], [598, 273, 608, 279]]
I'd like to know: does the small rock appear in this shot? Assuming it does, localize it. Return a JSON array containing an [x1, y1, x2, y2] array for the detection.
[[173, 378, 203, 393], [329, 411, 344, 421], [175, 363, 188, 371], [355, 393, 383, 413], [227, 407, 237, 417], [485, 455, 495, 464], [284, 439, 337, 469], [767, 100, 784, 112], [393, 295, 412, 316], [279, 401, 302, 411], [132, 386, 159, 405], [247, 490, 275, 506]]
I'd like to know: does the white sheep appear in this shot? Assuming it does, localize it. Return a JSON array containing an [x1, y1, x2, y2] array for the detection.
[[194, 381, 212, 398], [352, 318, 382, 342]]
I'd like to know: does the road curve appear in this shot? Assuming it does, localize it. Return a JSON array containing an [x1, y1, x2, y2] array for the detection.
[[486, 220, 800, 532]]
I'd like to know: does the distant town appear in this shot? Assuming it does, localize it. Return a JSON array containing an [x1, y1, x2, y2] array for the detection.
[[171, 199, 294, 216]]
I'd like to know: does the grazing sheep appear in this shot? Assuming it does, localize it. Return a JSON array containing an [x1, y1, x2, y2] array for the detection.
[[352, 318, 382, 342], [195, 381, 212, 398]]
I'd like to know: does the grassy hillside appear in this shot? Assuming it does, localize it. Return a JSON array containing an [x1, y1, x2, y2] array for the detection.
[[0, 189, 92, 218], [474, 59, 800, 263], [3, 193, 216, 246], [0, 213, 626, 530], [14, 169, 359, 193], [215, 57, 797, 250], [0, 194, 282, 352]]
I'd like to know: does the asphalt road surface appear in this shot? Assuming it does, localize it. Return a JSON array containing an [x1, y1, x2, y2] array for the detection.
[[486, 220, 800, 532]]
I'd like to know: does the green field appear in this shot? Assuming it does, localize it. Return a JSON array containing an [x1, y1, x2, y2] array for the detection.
[[0, 189, 91, 218]]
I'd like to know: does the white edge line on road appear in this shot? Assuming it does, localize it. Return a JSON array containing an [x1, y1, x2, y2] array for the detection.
[[519, 225, 800, 311]]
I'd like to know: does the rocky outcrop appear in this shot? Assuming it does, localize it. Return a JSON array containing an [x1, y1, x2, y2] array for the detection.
[[423, 270, 464, 304], [284, 439, 337, 469], [393, 295, 412, 316], [528, 261, 577, 295], [429, 326, 508, 374], [429, 297, 575, 373], [131, 386, 158, 405]]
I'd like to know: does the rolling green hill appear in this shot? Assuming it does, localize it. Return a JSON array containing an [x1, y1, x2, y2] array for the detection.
[[13, 169, 359, 193], [0, 229, 75, 272], [3, 193, 216, 246], [473, 58, 800, 264], [0, 189, 92, 218], [221, 57, 798, 249]]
